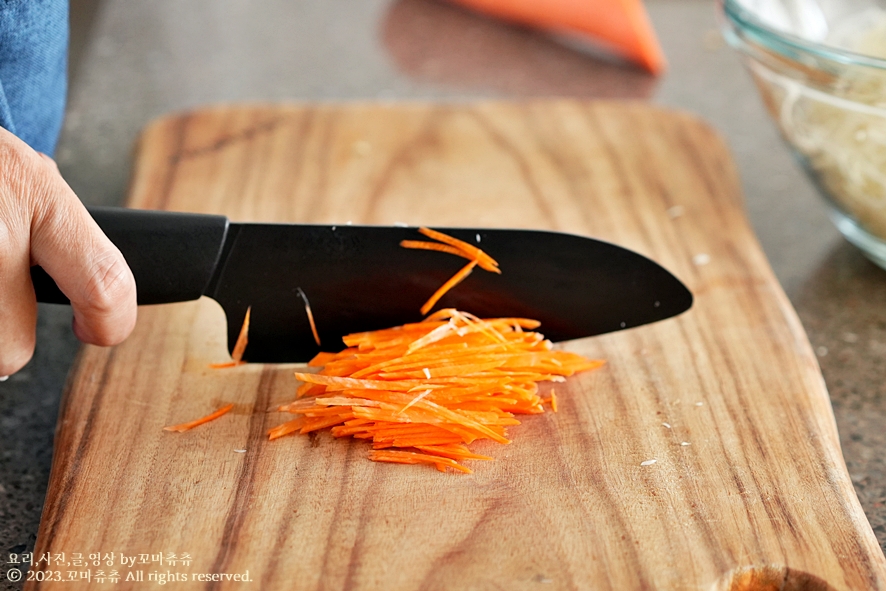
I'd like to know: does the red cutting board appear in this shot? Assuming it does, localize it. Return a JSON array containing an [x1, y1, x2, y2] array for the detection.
[[28, 102, 886, 590]]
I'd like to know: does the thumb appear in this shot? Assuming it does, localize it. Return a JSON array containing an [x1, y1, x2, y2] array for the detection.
[[30, 172, 137, 347]]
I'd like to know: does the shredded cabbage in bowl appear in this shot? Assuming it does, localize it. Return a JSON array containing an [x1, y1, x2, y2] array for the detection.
[[751, 13, 886, 239]]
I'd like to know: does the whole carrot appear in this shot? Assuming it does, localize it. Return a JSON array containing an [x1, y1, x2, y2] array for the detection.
[[447, 0, 666, 74]]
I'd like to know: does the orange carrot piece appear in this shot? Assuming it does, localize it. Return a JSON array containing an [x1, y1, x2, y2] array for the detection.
[[164, 403, 235, 432], [208, 360, 246, 369], [369, 449, 473, 474], [417, 227, 500, 273], [268, 417, 307, 440], [400, 240, 499, 274], [446, 0, 666, 75], [211, 307, 251, 368], [231, 307, 251, 361], [309, 352, 339, 367], [420, 260, 478, 316], [415, 444, 494, 461], [297, 288, 321, 347]]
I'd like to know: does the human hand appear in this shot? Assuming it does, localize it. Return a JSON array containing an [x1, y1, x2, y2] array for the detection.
[[0, 126, 137, 377]]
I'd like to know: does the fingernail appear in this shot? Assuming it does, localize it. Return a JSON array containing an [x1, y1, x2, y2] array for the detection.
[[0, 376, 8, 382]]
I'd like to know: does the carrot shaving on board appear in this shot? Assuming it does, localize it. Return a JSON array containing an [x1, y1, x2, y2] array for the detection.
[[297, 287, 322, 346], [271, 309, 603, 473], [210, 306, 251, 368], [164, 403, 235, 432]]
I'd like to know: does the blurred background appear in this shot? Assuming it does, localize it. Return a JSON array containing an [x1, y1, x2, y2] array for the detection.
[[3, 1, 885, 587]]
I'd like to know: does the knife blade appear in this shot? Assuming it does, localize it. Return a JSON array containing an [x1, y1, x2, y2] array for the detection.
[[32, 207, 692, 362]]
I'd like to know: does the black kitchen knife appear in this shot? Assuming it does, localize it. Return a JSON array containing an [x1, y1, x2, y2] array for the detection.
[[32, 207, 692, 362]]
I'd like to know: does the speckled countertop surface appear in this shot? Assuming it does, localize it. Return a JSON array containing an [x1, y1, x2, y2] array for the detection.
[[2, 0, 886, 588]]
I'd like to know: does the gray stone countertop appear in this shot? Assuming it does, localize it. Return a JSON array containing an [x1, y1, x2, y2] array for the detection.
[[2, 0, 885, 588]]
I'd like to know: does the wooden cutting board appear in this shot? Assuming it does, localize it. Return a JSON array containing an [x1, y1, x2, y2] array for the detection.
[[29, 102, 886, 590]]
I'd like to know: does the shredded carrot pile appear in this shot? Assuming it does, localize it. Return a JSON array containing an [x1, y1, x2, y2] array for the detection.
[[270, 309, 603, 473], [401, 227, 500, 315]]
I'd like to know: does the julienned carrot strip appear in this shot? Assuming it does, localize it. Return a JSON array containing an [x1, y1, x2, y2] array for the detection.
[[297, 287, 322, 347], [416, 227, 500, 274], [402, 227, 501, 316], [420, 260, 478, 316], [400, 240, 500, 273], [208, 361, 245, 369], [231, 307, 251, 361], [164, 403, 235, 432], [309, 352, 339, 367], [210, 306, 251, 368], [551, 390, 558, 413], [368, 449, 473, 474], [415, 444, 494, 461], [271, 309, 604, 473]]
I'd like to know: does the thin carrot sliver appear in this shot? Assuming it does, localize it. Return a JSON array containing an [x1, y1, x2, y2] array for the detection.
[[417, 227, 500, 274], [231, 307, 251, 361], [164, 403, 234, 432], [400, 240, 499, 273], [297, 287, 322, 347], [368, 449, 473, 474], [401, 227, 503, 317], [420, 260, 478, 316], [208, 360, 246, 369], [211, 307, 251, 368]]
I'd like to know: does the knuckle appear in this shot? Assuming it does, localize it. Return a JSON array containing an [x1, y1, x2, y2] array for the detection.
[[79, 252, 135, 322], [0, 138, 40, 196]]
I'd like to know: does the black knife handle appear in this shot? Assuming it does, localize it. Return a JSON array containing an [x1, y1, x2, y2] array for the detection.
[[32, 206, 230, 305]]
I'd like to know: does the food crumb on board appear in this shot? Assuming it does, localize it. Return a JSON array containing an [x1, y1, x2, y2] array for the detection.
[[640, 459, 657, 466], [695, 401, 704, 406], [662, 422, 671, 429], [692, 253, 711, 266], [234, 449, 246, 453], [352, 140, 372, 155], [681, 442, 691, 446], [667, 205, 684, 219]]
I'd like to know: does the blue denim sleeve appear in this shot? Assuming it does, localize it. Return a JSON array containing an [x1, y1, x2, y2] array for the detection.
[[0, 0, 68, 157]]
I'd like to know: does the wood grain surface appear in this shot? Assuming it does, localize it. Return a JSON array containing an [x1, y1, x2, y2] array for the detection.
[[29, 102, 886, 590]]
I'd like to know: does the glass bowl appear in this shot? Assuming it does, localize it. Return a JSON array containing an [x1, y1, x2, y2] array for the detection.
[[721, 0, 886, 268]]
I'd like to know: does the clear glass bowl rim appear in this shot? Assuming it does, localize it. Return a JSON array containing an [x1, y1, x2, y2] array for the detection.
[[721, 0, 886, 71]]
